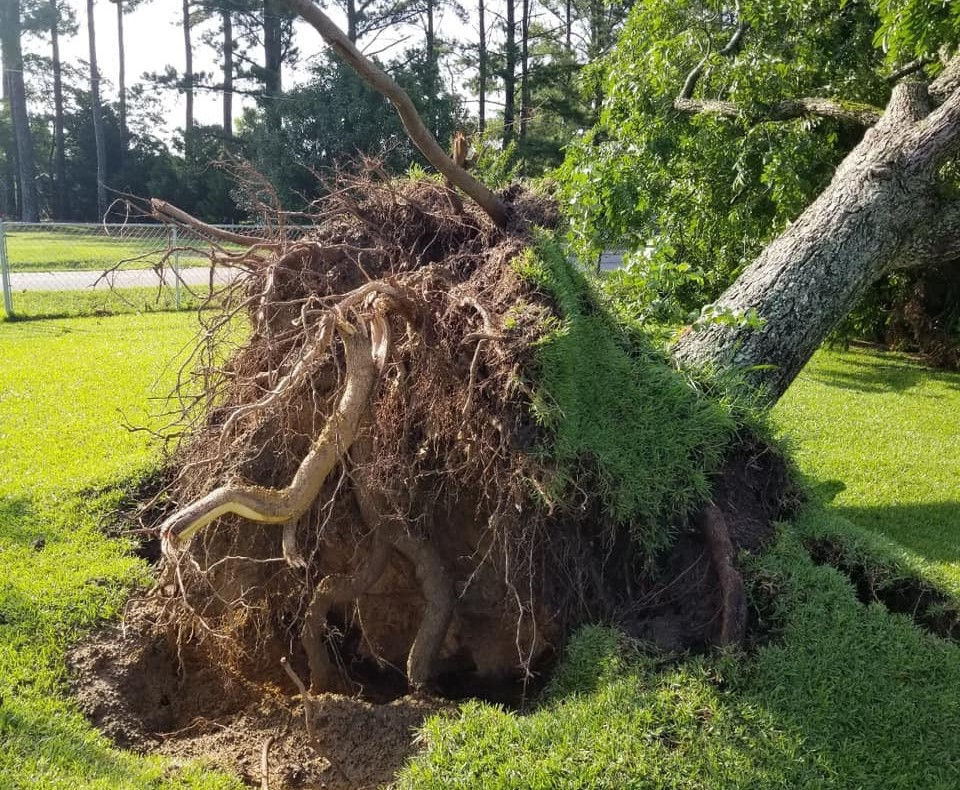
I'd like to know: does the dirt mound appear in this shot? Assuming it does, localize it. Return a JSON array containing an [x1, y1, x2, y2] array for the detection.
[[70, 599, 447, 789]]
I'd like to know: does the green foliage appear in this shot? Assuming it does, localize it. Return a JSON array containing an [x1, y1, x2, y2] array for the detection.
[[874, 0, 960, 64], [0, 312, 243, 788], [238, 51, 465, 207], [554, 0, 889, 311], [521, 236, 734, 552]]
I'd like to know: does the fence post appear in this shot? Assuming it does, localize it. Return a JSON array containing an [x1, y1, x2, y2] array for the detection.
[[171, 226, 181, 310], [0, 221, 13, 319]]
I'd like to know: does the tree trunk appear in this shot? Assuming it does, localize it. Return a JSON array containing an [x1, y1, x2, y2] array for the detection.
[[672, 72, 960, 404], [114, 0, 127, 160], [51, 0, 68, 217], [86, 0, 107, 218], [345, 0, 357, 42], [503, 0, 516, 144], [183, 0, 194, 135], [519, 0, 529, 141], [263, 0, 283, 129], [222, 7, 233, 135], [1, 0, 39, 222], [478, 0, 486, 134]]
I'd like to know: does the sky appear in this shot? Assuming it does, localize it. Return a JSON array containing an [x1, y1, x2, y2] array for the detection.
[[31, 1, 477, 139]]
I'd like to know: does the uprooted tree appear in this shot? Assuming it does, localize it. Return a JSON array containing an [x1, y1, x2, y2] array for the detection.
[[145, 0, 960, 698]]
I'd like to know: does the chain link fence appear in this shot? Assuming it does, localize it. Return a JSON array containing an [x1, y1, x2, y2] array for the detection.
[[0, 222, 307, 320]]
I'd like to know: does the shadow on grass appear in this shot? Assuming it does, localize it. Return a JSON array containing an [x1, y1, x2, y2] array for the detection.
[[0, 496, 48, 548], [830, 501, 960, 565], [0, 697, 152, 787], [809, 352, 960, 395]]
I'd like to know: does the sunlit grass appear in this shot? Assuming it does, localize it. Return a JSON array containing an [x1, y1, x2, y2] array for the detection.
[[0, 313, 243, 789], [773, 347, 960, 586]]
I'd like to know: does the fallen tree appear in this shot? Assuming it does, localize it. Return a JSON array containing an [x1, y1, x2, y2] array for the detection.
[[150, 175, 785, 697], [138, 0, 960, 700]]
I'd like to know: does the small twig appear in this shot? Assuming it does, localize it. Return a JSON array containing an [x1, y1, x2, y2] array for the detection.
[[260, 736, 273, 790], [281, 657, 316, 740]]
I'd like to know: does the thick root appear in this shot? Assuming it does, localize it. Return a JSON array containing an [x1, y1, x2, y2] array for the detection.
[[160, 324, 377, 551], [701, 503, 747, 647], [394, 532, 455, 690], [301, 536, 394, 692]]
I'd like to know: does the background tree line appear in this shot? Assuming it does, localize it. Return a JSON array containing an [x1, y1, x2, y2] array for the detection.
[[0, 0, 626, 223], [2, 0, 959, 363]]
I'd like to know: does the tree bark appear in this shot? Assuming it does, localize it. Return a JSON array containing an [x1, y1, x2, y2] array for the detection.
[[519, 0, 529, 141], [1, 0, 39, 222], [503, 0, 517, 144], [183, 0, 194, 135], [263, 0, 283, 129], [114, 0, 127, 159], [672, 69, 960, 404], [87, 0, 108, 218], [50, 0, 68, 217], [222, 6, 233, 134], [478, 0, 486, 134]]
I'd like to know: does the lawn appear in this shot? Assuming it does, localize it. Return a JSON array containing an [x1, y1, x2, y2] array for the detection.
[[2, 286, 215, 322], [773, 347, 960, 588], [3, 317, 960, 789], [0, 312, 242, 789], [3, 227, 226, 273]]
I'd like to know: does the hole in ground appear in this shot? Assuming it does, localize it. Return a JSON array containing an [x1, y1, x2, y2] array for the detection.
[[807, 538, 960, 640]]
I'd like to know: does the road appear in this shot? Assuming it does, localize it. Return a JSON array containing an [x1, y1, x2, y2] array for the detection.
[[7, 266, 237, 292]]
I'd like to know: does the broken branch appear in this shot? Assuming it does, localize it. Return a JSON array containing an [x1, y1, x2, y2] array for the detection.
[[279, 0, 510, 228]]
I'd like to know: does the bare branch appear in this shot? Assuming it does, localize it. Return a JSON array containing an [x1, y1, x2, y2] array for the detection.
[[887, 54, 937, 83], [280, 0, 510, 228], [677, 1, 747, 100], [151, 199, 282, 248]]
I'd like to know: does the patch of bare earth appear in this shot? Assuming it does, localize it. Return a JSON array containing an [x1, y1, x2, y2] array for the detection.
[[69, 599, 448, 789]]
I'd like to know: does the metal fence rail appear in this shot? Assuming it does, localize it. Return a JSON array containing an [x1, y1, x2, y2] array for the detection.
[[0, 222, 306, 320]]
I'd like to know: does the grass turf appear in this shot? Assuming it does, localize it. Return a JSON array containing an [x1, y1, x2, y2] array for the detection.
[[2, 286, 215, 322], [4, 311, 960, 788], [0, 313, 243, 789], [3, 228, 215, 273], [519, 239, 734, 553], [772, 347, 960, 587]]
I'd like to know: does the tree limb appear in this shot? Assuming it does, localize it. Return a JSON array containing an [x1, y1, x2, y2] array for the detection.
[[151, 199, 281, 248], [674, 96, 881, 126], [279, 0, 510, 228], [678, 1, 747, 100], [887, 54, 937, 83]]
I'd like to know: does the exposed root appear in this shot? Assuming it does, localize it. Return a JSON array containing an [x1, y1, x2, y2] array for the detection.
[[260, 735, 273, 790], [280, 656, 315, 740], [301, 535, 394, 692], [393, 532, 455, 690], [160, 324, 377, 551], [700, 503, 747, 647]]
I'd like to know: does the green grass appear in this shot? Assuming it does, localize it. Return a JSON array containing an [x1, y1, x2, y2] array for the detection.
[[773, 347, 960, 586], [6, 301, 960, 788], [398, 345, 960, 788], [520, 238, 734, 553], [0, 313, 243, 790], [4, 228, 221, 272], [3, 286, 215, 322]]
